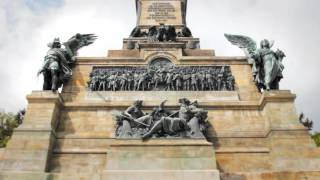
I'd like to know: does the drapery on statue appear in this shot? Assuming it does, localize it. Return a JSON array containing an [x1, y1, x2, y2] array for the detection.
[[114, 98, 210, 139], [224, 34, 286, 91], [38, 33, 97, 91]]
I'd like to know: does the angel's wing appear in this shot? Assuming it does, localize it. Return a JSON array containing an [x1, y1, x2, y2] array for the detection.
[[130, 27, 141, 37], [64, 33, 98, 57], [224, 34, 257, 55]]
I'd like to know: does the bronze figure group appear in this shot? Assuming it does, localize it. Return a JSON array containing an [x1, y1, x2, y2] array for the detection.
[[115, 99, 209, 139], [88, 66, 235, 91], [130, 24, 192, 42]]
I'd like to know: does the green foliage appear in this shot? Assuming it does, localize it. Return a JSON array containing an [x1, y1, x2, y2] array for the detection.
[[312, 132, 320, 147], [0, 111, 23, 148]]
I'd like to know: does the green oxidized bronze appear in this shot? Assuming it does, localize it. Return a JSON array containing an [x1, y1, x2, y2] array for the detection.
[[38, 34, 97, 91], [225, 34, 286, 91]]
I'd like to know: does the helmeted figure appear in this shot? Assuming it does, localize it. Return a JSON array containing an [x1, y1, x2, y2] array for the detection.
[[173, 71, 183, 91], [38, 34, 97, 91], [191, 70, 198, 91], [225, 34, 285, 91], [165, 70, 174, 91]]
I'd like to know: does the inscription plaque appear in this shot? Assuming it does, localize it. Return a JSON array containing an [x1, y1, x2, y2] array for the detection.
[[138, 0, 183, 26]]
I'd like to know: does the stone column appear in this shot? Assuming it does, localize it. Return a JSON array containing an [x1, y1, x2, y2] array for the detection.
[[0, 91, 63, 173]]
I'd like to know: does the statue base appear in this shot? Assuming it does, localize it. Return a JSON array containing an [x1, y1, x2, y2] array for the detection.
[[103, 139, 220, 180]]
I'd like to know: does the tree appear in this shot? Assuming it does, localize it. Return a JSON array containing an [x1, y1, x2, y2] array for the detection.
[[0, 110, 25, 148], [312, 133, 320, 147]]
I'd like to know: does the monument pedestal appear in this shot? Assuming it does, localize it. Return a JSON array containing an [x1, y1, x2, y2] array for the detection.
[[1, 0, 320, 179], [103, 139, 220, 180]]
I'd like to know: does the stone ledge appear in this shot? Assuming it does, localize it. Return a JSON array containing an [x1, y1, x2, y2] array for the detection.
[[52, 147, 270, 155], [138, 42, 186, 49], [102, 170, 220, 180], [220, 171, 320, 180], [108, 50, 140, 58], [62, 90, 296, 110], [62, 101, 256, 110], [123, 37, 201, 42], [53, 149, 107, 154], [180, 56, 248, 64], [14, 127, 52, 132], [76, 57, 145, 65], [260, 90, 296, 105], [0, 171, 52, 180], [75, 56, 249, 65], [183, 49, 215, 57], [26, 91, 63, 105], [215, 147, 270, 154], [54, 129, 309, 140], [84, 91, 240, 105], [109, 139, 212, 147]]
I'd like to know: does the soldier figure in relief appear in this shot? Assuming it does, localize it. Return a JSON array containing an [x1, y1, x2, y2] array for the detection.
[[88, 66, 236, 92], [98, 73, 107, 91], [191, 70, 198, 91], [165, 70, 174, 91], [198, 71, 206, 91], [206, 71, 214, 90], [173, 70, 183, 91], [126, 71, 133, 91], [183, 70, 191, 91], [133, 71, 139, 91], [120, 73, 128, 91]]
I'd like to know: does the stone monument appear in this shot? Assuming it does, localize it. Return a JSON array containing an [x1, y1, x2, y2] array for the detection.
[[0, 0, 319, 179]]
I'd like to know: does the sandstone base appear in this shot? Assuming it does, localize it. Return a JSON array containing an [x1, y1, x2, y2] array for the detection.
[[103, 170, 220, 180], [104, 139, 220, 180]]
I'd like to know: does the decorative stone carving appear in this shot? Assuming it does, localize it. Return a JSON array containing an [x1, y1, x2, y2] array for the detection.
[[88, 61, 235, 92], [114, 99, 209, 139]]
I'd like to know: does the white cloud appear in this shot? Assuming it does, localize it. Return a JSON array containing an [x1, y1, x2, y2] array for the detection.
[[0, 0, 319, 131]]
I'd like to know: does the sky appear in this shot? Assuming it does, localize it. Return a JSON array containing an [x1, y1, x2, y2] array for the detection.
[[0, 0, 319, 131]]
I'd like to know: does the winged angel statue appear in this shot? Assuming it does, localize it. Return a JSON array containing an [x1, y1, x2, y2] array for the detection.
[[38, 34, 97, 91], [225, 34, 286, 91]]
